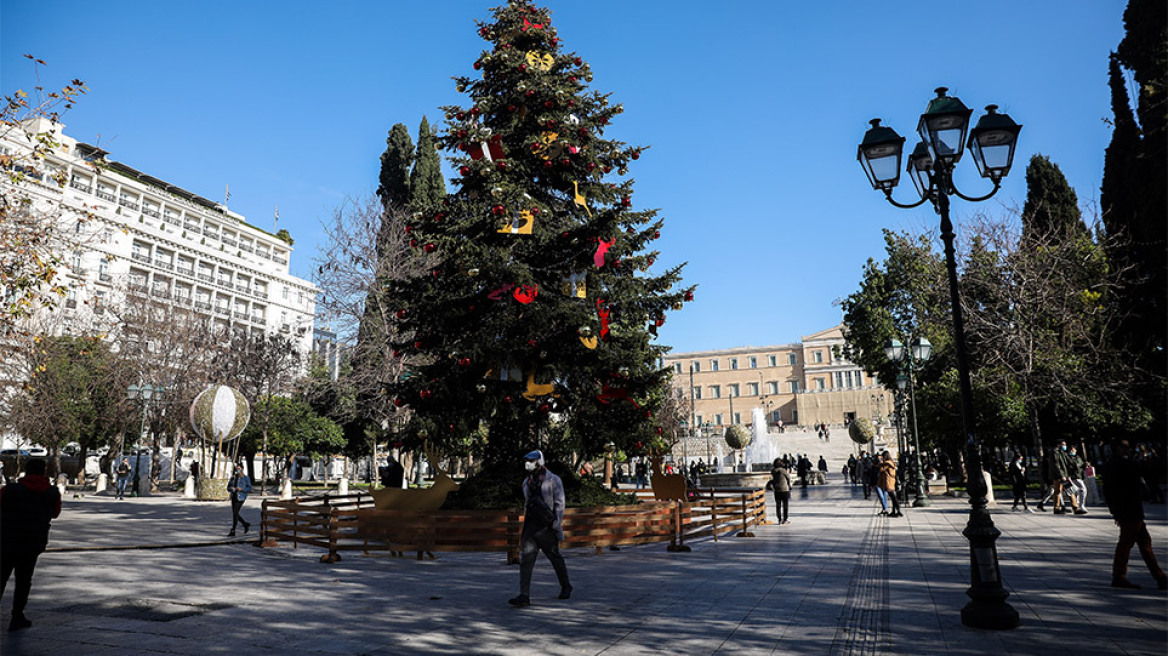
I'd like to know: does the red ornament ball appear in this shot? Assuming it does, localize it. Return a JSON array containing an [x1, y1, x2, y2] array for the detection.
[[423, 242, 437, 253], [470, 107, 480, 115], [626, 227, 635, 234], [561, 158, 570, 167], [491, 204, 505, 215], [414, 340, 424, 349], [409, 238, 419, 248], [569, 76, 577, 83], [653, 230, 661, 239], [393, 397, 405, 407], [508, 105, 517, 112], [539, 403, 551, 413], [456, 112, 466, 120], [685, 291, 694, 301], [587, 163, 595, 171], [544, 100, 554, 109], [458, 130, 467, 138], [544, 161, 554, 168], [574, 57, 582, 65], [404, 225, 413, 234], [518, 64, 527, 73], [420, 389, 433, 400], [621, 197, 631, 207], [496, 161, 507, 170], [631, 151, 640, 160], [503, 395, 513, 404], [434, 212, 445, 222], [473, 61, 482, 70], [395, 309, 408, 319], [431, 269, 441, 278], [459, 165, 470, 176], [458, 358, 471, 367], [525, 90, 535, 97]]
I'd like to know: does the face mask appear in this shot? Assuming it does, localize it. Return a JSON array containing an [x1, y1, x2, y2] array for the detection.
[[1060, 445, 1067, 451], [525, 461, 538, 472]]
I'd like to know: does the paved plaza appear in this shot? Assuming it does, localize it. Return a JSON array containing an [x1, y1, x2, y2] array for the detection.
[[2, 482, 1165, 655]]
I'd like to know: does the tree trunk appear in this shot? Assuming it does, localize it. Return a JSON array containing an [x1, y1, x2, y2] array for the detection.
[[77, 444, 89, 485]]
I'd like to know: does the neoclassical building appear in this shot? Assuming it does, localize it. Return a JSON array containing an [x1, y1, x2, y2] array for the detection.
[[664, 324, 891, 432]]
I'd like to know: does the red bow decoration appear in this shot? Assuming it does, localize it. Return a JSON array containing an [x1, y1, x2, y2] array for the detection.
[[596, 383, 641, 409], [513, 284, 539, 304], [596, 298, 611, 340], [522, 17, 545, 31], [469, 135, 505, 162], [594, 237, 615, 268]]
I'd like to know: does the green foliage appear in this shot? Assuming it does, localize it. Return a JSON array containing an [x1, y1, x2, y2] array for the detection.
[[409, 116, 446, 214], [240, 396, 344, 460], [382, 1, 691, 466], [377, 123, 414, 212], [1021, 154, 1086, 244], [275, 228, 294, 245], [847, 417, 876, 445]]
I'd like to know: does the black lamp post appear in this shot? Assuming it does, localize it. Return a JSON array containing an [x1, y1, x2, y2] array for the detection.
[[127, 383, 165, 497], [858, 87, 1021, 630], [886, 337, 933, 508]]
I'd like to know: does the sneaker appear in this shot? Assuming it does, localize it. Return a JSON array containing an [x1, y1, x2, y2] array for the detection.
[[1053, 509, 1066, 515], [243, 522, 251, 534], [1011, 507, 1019, 512], [1036, 503, 1046, 512], [508, 595, 531, 607], [1111, 577, 1140, 589], [558, 586, 573, 600], [1025, 508, 1034, 513], [1074, 509, 1088, 515], [227, 531, 237, 537], [7, 614, 31, 632]]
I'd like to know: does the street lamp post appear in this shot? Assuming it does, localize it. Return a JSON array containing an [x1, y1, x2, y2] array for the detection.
[[859, 87, 1021, 630], [127, 383, 165, 497], [886, 338, 933, 508]]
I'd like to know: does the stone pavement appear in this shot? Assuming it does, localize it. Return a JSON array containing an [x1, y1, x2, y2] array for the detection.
[[2, 484, 1165, 655]]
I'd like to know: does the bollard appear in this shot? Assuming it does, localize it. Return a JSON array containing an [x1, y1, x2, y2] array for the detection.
[[183, 476, 196, 499], [983, 470, 995, 504], [96, 473, 108, 494], [338, 478, 349, 495], [56, 474, 68, 498], [280, 477, 293, 500]]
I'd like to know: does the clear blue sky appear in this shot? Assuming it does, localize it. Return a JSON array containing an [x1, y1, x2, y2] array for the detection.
[[1, 1, 1128, 353]]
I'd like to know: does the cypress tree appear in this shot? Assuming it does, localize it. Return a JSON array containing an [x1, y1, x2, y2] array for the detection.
[[376, 124, 414, 215], [1020, 155, 1086, 246], [409, 116, 446, 215]]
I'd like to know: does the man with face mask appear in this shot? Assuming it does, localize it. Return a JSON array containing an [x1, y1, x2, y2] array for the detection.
[[1067, 445, 1088, 513], [509, 450, 571, 607], [1047, 440, 1082, 515]]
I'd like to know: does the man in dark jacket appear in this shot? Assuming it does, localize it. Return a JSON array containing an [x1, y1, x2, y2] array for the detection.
[[1, 459, 62, 631], [1106, 440, 1167, 590], [768, 458, 792, 524]]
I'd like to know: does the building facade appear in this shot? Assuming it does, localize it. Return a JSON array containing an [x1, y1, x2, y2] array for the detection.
[[664, 324, 891, 433], [3, 118, 318, 356]]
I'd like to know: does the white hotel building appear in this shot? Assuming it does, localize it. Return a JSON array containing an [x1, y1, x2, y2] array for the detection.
[[3, 118, 318, 355]]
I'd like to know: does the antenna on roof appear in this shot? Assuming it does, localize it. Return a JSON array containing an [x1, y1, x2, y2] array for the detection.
[[274, 204, 279, 232]]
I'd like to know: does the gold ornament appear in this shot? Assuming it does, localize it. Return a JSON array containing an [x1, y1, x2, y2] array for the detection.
[[525, 51, 554, 72]]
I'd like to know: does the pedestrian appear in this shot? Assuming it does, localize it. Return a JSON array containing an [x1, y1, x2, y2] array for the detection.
[[634, 459, 648, 489], [509, 450, 571, 607], [1084, 458, 1101, 506], [226, 463, 252, 537], [796, 454, 811, 488], [1104, 440, 1167, 590], [1009, 454, 1031, 512], [1067, 445, 1088, 511], [817, 455, 828, 480], [768, 458, 792, 525], [877, 451, 902, 517], [847, 454, 857, 484], [1047, 440, 1084, 515], [1, 458, 61, 632], [115, 457, 131, 500]]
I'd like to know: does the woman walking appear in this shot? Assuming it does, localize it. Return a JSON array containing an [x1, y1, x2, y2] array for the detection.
[[877, 451, 902, 517]]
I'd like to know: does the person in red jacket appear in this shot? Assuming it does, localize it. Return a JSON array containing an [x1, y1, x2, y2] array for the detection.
[[0, 458, 62, 632]]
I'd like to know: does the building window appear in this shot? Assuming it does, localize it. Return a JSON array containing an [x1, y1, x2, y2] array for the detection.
[[749, 356, 757, 369], [788, 381, 800, 393], [710, 385, 721, 399], [691, 361, 700, 373], [714, 414, 724, 426], [768, 355, 777, 367], [673, 363, 682, 373], [814, 351, 823, 364], [747, 382, 759, 396], [792, 410, 799, 424], [728, 384, 739, 397], [710, 359, 719, 372], [730, 358, 738, 370], [815, 378, 826, 390], [788, 353, 797, 365], [835, 372, 843, 388], [772, 410, 782, 423], [766, 382, 778, 395], [733, 412, 741, 425], [98, 258, 110, 281], [692, 386, 702, 400], [71, 251, 83, 270]]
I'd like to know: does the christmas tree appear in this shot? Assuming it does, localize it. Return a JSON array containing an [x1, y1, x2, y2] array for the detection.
[[384, 0, 692, 467]]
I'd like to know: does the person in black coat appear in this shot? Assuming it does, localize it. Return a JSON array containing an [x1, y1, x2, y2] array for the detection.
[[1105, 440, 1167, 589], [0, 459, 62, 632]]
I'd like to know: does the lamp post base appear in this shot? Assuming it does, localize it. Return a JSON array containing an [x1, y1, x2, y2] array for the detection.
[[912, 495, 931, 508], [961, 597, 1020, 630]]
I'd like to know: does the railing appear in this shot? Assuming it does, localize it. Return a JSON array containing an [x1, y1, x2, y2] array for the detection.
[[184, 223, 200, 232], [234, 311, 249, 320], [99, 273, 112, 283], [251, 315, 264, 323], [70, 180, 92, 193], [202, 228, 218, 238], [273, 256, 288, 266], [197, 274, 214, 283], [194, 301, 212, 311], [155, 261, 174, 271], [96, 190, 116, 202], [151, 288, 170, 299], [143, 207, 160, 218], [131, 253, 151, 264], [164, 216, 181, 227], [128, 284, 148, 295], [235, 283, 250, 293], [177, 267, 194, 277], [259, 487, 767, 564], [214, 306, 230, 316], [222, 238, 238, 248], [119, 198, 139, 211]]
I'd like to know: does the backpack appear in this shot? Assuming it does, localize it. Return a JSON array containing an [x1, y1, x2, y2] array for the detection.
[[525, 481, 556, 530]]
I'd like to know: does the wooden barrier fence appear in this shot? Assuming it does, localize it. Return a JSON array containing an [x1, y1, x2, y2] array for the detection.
[[259, 487, 767, 563]]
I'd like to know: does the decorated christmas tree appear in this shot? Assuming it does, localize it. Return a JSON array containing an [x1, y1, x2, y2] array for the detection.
[[383, 1, 692, 466]]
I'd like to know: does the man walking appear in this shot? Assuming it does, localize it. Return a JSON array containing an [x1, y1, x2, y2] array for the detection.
[[1105, 440, 1167, 590], [226, 463, 252, 537], [510, 450, 571, 607], [1067, 445, 1088, 512], [1048, 440, 1083, 515], [115, 457, 131, 500], [1, 459, 61, 632]]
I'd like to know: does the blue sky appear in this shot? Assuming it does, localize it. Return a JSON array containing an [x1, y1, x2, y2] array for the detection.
[[2, 1, 1128, 353]]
